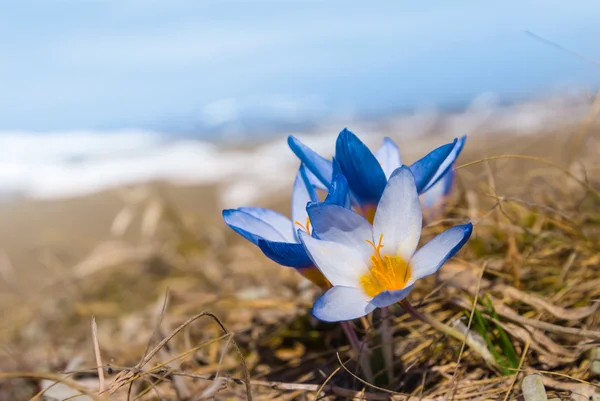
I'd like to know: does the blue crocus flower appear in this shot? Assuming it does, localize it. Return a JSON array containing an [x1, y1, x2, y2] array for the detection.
[[222, 164, 348, 288], [288, 128, 466, 222], [421, 165, 457, 220], [299, 166, 473, 322]]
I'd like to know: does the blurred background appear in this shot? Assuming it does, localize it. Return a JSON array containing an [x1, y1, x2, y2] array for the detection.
[[1, 1, 599, 202], [2, 1, 600, 398]]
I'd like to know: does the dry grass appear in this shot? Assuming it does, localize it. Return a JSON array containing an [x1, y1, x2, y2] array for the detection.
[[1, 122, 600, 400]]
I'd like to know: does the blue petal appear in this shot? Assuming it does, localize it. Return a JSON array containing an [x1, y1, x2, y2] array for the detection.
[[409, 141, 454, 194], [332, 157, 359, 208], [421, 177, 445, 210], [335, 128, 387, 205], [421, 167, 456, 210], [299, 164, 319, 203], [222, 209, 289, 245], [288, 136, 333, 189], [410, 223, 473, 280], [375, 137, 403, 179], [323, 173, 350, 208], [421, 136, 466, 193], [257, 239, 313, 268], [370, 285, 414, 308], [237, 207, 295, 242], [292, 165, 319, 241], [304, 167, 328, 191], [312, 286, 376, 322], [442, 167, 456, 196], [331, 157, 343, 178]]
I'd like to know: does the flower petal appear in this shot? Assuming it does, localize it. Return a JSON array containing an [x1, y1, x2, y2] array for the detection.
[[409, 140, 454, 194], [410, 223, 473, 280], [223, 209, 290, 244], [373, 166, 422, 260], [237, 207, 295, 242], [421, 179, 445, 210], [333, 157, 361, 208], [257, 239, 313, 268], [369, 285, 414, 308], [299, 231, 369, 287], [303, 165, 328, 191], [292, 165, 318, 240], [421, 136, 466, 193], [335, 128, 387, 206], [298, 266, 331, 289], [421, 167, 456, 214], [375, 137, 403, 179], [288, 136, 333, 189], [307, 203, 373, 256], [323, 172, 350, 208], [312, 286, 376, 322], [441, 165, 457, 196]]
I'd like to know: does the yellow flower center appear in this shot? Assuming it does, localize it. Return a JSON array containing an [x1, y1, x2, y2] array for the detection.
[[294, 217, 311, 235], [359, 234, 411, 298]]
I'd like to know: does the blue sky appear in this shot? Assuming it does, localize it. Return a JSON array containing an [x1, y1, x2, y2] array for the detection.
[[1, 1, 599, 132]]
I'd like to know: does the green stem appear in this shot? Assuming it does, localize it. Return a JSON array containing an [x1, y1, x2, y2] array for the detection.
[[380, 307, 394, 384], [400, 300, 499, 369], [340, 321, 374, 383]]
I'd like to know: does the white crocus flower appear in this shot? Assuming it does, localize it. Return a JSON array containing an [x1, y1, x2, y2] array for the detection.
[[299, 166, 472, 322]]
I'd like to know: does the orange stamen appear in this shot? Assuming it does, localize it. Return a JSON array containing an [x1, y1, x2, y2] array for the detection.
[[365, 233, 384, 259], [360, 233, 411, 298], [294, 217, 311, 234]]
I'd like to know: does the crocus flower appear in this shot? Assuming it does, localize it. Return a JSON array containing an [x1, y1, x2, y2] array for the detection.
[[421, 165, 456, 221], [299, 166, 472, 322], [222, 165, 348, 289], [288, 129, 465, 222]]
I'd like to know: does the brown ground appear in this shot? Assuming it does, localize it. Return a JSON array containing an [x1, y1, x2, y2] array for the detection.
[[1, 120, 599, 400]]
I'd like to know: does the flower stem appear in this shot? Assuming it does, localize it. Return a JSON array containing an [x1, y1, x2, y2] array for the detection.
[[380, 307, 394, 384], [400, 300, 498, 368], [340, 321, 374, 382]]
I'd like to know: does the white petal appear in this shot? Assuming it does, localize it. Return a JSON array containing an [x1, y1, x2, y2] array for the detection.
[[375, 137, 403, 180], [373, 166, 422, 260], [410, 223, 472, 280], [238, 207, 294, 242], [291, 165, 319, 241], [224, 209, 290, 242], [307, 203, 374, 258], [421, 176, 446, 209], [312, 286, 376, 322], [299, 231, 369, 287]]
